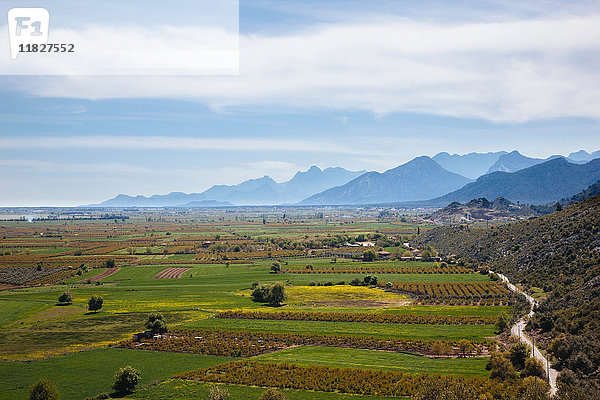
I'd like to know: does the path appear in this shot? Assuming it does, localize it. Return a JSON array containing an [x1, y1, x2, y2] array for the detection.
[[497, 273, 558, 395]]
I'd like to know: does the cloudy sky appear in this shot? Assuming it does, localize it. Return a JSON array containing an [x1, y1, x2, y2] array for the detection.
[[1, 0, 600, 206]]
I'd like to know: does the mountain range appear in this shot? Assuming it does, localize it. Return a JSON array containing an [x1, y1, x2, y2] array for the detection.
[[91, 166, 365, 207], [299, 156, 472, 205], [90, 149, 600, 208], [428, 157, 600, 205]]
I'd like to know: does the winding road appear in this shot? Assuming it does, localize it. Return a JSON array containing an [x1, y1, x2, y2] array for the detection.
[[497, 273, 558, 395]]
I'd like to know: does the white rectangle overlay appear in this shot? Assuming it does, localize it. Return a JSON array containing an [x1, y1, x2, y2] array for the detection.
[[1, 0, 239, 75]]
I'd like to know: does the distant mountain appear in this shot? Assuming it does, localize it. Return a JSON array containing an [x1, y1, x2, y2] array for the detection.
[[90, 166, 366, 207], [429, 158, 600, 205], [568, 149, 600, 162], [486, 150, 543, 174], [176, 200, 233, 208], [427, 197, 539, 222], [300, 156, 472, 205], [432, 151, 506, 179]]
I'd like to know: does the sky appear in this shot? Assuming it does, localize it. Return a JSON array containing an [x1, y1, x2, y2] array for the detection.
[[1, 0, 600, 206]]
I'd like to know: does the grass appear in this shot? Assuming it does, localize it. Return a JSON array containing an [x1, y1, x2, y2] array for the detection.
[[183, 316, 496, 342], [127, 380, 404, 400], [0, 299, 51, 327], [255, 346, 489, 376], [380, 305, 509, 318], [0, 348, 232, 400]]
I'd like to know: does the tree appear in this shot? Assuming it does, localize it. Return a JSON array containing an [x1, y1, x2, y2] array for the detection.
[[88, 295, 103, 312], [350, 277, 361, 286], [431, 341, 451, 358], [486, 352, 518, 380], [145, 313, 167, 335], [518, 377, 550, 400], [457, 339, 473, 358], [267, 282, 286, 307], [251, 284, 271, 303], [271, 262, 281, 273], [509, 342, 531, 370], [363, 249, 376, 261], [496, 312, 510, 333], [112, 366, 141, 394], [522, 357, 545, 378], [209, 385, 230, 400], [57, 292, 73, 304], [259, 389, 287, 400], [105, 259, 115, 268], [29, 379, 60, 400]]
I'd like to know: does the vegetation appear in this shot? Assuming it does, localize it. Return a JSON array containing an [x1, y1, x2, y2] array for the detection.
[[30, 378, 60, 400], [57, 292, 73, 305], [145, 313, 167, 335], [251, 282, 287, 307], [88, 295, 104, 312], [112, 365, 141, 394], [417, 194, 600, 391]]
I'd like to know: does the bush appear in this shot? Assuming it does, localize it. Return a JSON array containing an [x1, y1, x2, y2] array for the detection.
[[307, 281, 315, 286], [88, 295, 103, 312], [259, 389, 287, 400], [363, 249, 376, 261], [486, 352, 518, 380], [251, 285, 271, 303], [209, 385, 230, 400], [522, 357, 545, 378], [145, 313, 167, 334], [29, 378, 60, 400], [509, 342, 531, 370], [105, 259, 115, 268], [57, 292, 73, 304], [349, 278, 361, 286], [271, 262, 281, 273], [496, 312, 509, 333], [267, 282, 286, 307], [112, 366, 141, 394]]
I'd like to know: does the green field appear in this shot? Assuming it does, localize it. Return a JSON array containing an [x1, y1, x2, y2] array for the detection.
[[255, 346, 489, 376], [126, 380, 404, 400], [0, 299, 51, 327], [184, 316, 496, 341], [0, 349, 232, 400]]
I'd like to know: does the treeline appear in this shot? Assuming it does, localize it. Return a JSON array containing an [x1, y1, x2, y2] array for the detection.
[[216, 310, 495, 325], [116, 328, 492, 357], [282, 265, 472, 274], [177, 360, 524, 399]]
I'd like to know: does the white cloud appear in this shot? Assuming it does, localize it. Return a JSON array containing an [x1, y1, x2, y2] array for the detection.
[[6, 14, 600, 123]]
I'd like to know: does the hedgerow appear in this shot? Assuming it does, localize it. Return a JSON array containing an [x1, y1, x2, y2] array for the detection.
[[216, 310, 495, 325]]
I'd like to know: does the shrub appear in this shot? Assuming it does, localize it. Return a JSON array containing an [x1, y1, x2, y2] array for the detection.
[[509, 342, 531, 370], [105, 259, 116, 268], [522, 357, 545, 378], [29, 378, 60, 400], [496, 312, 509, 333], [486, 352, 518, 380], [57, 292, 73, 304], [145, 313, 168, 334], [88, 295, 103, 312], [267, 282, 286, 307], [112, 366, 141, 394], [349, 278, 361, 286], [259, 388, 287, 400]]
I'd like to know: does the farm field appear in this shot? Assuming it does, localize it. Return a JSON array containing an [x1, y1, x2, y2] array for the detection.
[[0, 210, 529, 399], [254, 346, 490, 376]]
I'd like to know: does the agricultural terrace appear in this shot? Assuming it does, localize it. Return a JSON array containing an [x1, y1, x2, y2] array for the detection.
[[0, 208, 527, 399]]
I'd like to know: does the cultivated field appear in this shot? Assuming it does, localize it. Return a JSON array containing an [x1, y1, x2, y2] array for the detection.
[[0, 209, 528, 399]]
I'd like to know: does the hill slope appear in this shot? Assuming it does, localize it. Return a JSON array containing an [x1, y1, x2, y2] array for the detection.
[[416, 195, 600, 392], [429, 158, 600, 205], [300, 156, 471, 205]]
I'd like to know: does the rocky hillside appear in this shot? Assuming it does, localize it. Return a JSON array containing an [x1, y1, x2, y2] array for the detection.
[[426, 197, 539, 222], [416, 195, 600, 392]]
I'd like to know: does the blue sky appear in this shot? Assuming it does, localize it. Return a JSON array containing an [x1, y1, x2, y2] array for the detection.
[[1, 0, 600, 206]]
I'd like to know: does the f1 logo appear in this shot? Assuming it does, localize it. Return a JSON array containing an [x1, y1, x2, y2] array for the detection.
[[8, 8, 50, 60]]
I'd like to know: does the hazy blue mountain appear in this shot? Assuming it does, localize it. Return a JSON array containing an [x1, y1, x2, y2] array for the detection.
[[568, 149, 600, 162], [486, 150, 544, 174], [90, 166, 365, 207], [432, 151, 506, 179], [429, 158, 600, 205], [300, 156, 472, 205]]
